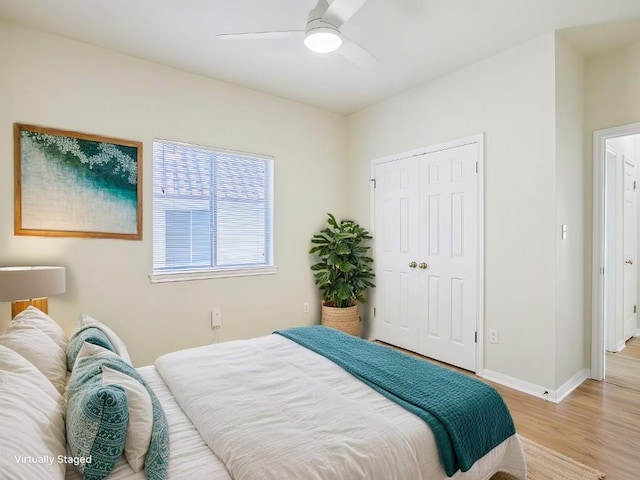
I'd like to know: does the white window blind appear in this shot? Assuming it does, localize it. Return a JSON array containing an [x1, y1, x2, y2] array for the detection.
[[152, 140, 274, 280]]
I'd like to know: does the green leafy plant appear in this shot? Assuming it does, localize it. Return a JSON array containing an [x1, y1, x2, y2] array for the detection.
[[309, 213, 375, 308]]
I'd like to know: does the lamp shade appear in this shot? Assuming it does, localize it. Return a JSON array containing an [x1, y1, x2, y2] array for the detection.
[[0, 266, 66, 302]]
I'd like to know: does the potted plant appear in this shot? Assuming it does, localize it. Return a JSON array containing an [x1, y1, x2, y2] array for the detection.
[[309, 213, 375, 336]]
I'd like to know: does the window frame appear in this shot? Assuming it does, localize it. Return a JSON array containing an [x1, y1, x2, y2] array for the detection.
[[149, 139, 276, 284]]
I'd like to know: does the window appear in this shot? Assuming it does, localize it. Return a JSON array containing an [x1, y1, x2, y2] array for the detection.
[[151, 140, 275, 282]]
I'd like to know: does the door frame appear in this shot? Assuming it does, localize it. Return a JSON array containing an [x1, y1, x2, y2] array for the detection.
[[591, 122, 640, 380], [369, 133, 485, 373]]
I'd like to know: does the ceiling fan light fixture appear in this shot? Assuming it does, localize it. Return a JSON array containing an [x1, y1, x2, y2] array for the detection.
[[304, 25, 342, 53]]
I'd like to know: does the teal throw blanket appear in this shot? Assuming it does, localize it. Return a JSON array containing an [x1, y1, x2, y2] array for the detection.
[[275, 326, 516, 477]]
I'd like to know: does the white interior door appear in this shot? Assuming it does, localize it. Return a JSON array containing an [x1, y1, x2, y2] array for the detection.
[[374, 141, 479, 371], [623, 155, 637, 341], [417, 144, 478, 371]]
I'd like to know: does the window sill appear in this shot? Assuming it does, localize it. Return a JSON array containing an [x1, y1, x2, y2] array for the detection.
[[149, 266, 278, 283]]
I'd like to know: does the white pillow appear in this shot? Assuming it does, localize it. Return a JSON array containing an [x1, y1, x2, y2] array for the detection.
[[74, 341, 120, 366], [9, 306, 67, 351], [0, 327, 67, 394], [102, 366, 153, 472], [0, 344, 62, 405], [0, 345, 66, 480], [76, 314, 132, 365], [75, 342, 154, 473]]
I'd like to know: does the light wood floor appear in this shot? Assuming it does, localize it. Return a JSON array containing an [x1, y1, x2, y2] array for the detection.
[[380, 339, 640, 480], [611, 336, 640, 360]]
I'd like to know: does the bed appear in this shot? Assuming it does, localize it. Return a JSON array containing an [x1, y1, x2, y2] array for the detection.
[[0, 307, 527, 480]]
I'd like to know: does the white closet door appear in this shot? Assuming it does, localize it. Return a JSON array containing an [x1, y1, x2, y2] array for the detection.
[[417, 143, 478, 371], [374, 141, 479, 371], [374, 157, 420, 351]]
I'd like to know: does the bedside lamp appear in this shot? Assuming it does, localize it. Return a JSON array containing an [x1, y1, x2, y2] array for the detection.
[[0, 266, 66, 318]]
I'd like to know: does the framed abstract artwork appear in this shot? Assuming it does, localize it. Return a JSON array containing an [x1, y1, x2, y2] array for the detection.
[[14, 124, 142, 240]]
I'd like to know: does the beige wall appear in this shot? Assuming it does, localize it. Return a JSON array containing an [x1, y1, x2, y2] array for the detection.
[[554, 34, 586, 387], [585, 41, 640, 133], [347, 34, 560, 389], [583, 38, 640, 365], [4, 17, 634, 392], [0, 21, 348, 365]]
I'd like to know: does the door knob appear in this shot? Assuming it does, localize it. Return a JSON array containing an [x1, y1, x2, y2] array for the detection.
[[409, 261, 417, 269], [626, 259, 634, 265], [419, 262, 429, 269]]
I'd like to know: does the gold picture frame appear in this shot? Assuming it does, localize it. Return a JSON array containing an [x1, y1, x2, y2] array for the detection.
[[14, 123, 142, 240]]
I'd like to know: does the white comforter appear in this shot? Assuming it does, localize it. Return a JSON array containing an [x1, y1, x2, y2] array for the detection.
[[155, 334, 526, 480]]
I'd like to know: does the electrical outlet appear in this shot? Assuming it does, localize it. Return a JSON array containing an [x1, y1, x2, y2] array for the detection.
[[489, 329, 498, 344], [303, 302, 310, 313], [211, 307, 222, 329]]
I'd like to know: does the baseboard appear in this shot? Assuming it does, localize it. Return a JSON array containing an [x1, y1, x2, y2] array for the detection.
[[480, 368, 588, 404], [554, 369, 589, 403], [635, 328, 640, 337], [480, 369, 551, 401]]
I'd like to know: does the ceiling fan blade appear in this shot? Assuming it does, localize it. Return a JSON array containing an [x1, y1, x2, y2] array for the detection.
[[324, 0, 368, 26], [217, 30, 304, 41], [338, 39, 377, 68]]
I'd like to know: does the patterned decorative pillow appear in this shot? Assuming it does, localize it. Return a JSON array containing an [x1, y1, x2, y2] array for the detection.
[[66, 356, 129, 480], [144, 380, 170, 480], [102, 366, 153, 472], [75, 341, 120, 364], [76, 342, 154, 472], [68, 353, 170, 480], [67, 327, 116, 371], [75, 314, 133, 365]]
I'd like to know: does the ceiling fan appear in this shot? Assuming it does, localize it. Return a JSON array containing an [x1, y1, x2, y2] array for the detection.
[[216, 0, 376, 67]]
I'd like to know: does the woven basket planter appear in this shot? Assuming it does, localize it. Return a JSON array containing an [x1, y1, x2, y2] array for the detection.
[[321, 303, 360, 336]]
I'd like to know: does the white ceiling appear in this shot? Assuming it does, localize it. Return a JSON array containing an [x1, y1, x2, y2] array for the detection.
[[1, 0, 640, 115]]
